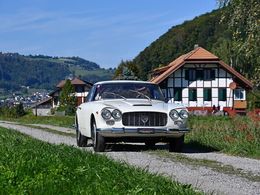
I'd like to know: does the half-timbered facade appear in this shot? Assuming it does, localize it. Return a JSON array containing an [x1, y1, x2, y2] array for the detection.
[[150, 47, 253, 113]]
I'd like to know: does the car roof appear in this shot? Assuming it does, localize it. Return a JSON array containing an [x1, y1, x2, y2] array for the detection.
[[94, 80, 155, 85]]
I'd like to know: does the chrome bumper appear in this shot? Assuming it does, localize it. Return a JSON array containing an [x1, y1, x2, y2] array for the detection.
[[97, 127, 189, 138]]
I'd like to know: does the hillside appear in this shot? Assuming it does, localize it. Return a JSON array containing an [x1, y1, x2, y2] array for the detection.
[[0, 53, 114, 92], [132, 9, 231, 79], [123, 3, 259, 86]]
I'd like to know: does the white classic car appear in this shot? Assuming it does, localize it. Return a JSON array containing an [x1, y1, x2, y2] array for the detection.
[[75, 80, 189, 152]]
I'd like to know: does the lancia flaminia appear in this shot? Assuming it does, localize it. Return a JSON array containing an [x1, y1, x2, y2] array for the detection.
[[75, 80, 189, 152]]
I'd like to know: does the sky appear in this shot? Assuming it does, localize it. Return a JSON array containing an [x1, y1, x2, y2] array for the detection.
[[0, 0, 217, 68]]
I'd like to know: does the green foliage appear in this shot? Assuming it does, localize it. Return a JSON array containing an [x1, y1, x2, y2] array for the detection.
[[126, 9, 231, 80], [0, 53, 113, 92], [113, 60, 140, 80], [0, 127, 199, 194], [218, 0, 260, 87], [58, 80, 76, 116], [121, 5, 259, 87], [0, 103, 26, 118], [187, 116, 260, 158]]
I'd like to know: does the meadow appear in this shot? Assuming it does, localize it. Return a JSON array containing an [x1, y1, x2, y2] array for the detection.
[[0, 127, 198, 194], [187, 116, 260, 158]]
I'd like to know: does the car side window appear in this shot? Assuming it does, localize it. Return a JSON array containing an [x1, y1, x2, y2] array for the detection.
[[86, 86, 96, 102]]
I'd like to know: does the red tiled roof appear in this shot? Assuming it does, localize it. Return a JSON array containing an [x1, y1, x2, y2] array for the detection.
[[56, 77, 87, 88], [150, 47, 253, 89]]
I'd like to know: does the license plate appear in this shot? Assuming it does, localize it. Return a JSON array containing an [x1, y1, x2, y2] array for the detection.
[[138, 128, 154, 134]]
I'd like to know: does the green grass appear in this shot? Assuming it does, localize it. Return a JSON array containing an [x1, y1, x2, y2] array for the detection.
[[186, 116, 260, 158], [0, 127, 199, 194], [0, 114, 75, 128]]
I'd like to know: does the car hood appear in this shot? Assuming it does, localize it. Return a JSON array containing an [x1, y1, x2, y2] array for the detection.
[[97, 99, 186, 113]]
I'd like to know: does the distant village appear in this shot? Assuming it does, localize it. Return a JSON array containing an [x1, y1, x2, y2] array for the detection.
[[0, 90, 50, 108]]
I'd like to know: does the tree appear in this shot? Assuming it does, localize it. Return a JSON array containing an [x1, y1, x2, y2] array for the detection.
[[113, 60, 140, 80], [58, 79, 76, 115], [218, 0, 260, 87]]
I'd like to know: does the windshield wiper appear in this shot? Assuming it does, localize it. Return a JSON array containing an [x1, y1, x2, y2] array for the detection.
[[129, 89, 151, 102], [102, 92, 126, 100]]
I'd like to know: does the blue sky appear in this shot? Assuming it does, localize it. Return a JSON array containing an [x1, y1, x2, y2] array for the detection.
[[0, 0, 217, 68]]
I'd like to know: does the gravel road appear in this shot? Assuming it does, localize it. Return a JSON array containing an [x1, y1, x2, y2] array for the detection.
[[0, 121, 259, 195]]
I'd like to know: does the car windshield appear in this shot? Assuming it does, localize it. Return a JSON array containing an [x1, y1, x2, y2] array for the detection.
[[93, 82, 165, 101]]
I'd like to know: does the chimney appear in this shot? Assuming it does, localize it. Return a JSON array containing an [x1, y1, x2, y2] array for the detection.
[[194, 44, 199, 49]]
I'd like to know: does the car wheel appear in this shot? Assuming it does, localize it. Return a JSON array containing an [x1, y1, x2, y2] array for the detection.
[[169, 135, 184, 152], [145, 140, 156, 149], [92, 121, 105, 152], [76, 119, 88, 147]]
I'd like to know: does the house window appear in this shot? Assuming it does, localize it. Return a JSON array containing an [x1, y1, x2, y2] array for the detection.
[[204, 69, 215, 80], [189, 88, 197, 101], [234, 88, 245, 100], [218, 88, 227, 101], [203, 88, 212, 101], [174, 88, 182, 101], [185, 69, 196, 81], [196, 70, 203, 80]]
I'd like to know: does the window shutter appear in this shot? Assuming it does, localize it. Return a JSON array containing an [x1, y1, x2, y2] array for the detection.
[[174, 88, 182, 101], [189, 89, 197, 101], [204, 88, 212, 101], [185, 70, 189, 80], [219, 88, 226, 101]]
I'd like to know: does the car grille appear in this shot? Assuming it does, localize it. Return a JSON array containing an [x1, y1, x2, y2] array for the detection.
[[122, 112, 167, 127]]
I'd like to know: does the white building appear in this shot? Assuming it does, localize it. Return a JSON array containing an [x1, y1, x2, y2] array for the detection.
[[150, 47, 253, 114]]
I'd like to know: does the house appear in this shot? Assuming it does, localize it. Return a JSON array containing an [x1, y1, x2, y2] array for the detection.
[[150, 46, 253, 115], [49, 77, 93, 108], [31, 97, 52, 116]]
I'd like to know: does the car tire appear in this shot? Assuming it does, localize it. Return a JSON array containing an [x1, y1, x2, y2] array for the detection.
[[145, 140, 156, 149], [92, 121, 106, 152], [76, 119, 88, 147], [169, 135, 184, 152]]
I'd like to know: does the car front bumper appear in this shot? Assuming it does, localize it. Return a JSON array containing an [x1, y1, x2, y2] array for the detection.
[[97, 127, 189, 138]]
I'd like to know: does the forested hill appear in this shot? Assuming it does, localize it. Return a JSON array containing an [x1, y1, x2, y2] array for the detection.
[[116, 1, 259, 88], [133, 9, 230, 79], [0, 53, 114, 91]]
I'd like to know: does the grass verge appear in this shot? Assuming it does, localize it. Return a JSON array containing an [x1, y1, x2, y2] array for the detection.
[[186, 116, 260, 158], [0, 114, 74, 128], [0, 127, 199, 194]]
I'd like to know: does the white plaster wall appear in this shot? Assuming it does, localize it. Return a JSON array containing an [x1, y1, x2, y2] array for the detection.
[[182, 98, 189, 105], [197, 98, 203, 106], [189, 101, 197, 107], [183, 88, 188, 97], [204, 81, 211, 87], [197, 88, 203, 98], [189, 81, 196, 87], [219, 78, 226, 87], [197, 80, 203, 87]]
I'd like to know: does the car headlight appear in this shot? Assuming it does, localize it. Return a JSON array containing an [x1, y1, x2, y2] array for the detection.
[[112, 109, 122, 120], [179, 110, 189, 119], [101, 108, 112, 120], [169, 109, 179, 120]]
